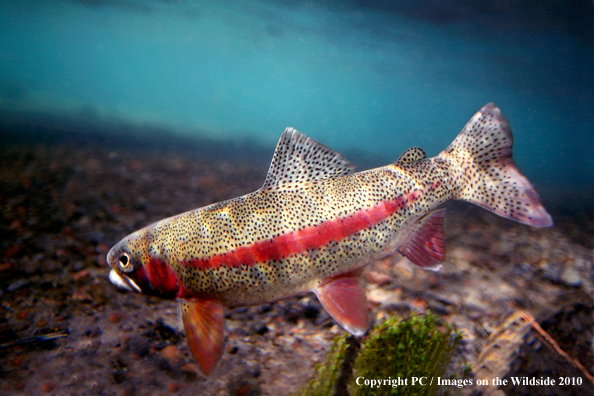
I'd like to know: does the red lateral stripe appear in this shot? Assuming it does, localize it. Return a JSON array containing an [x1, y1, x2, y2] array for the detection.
[[186, 192, 418, 270]]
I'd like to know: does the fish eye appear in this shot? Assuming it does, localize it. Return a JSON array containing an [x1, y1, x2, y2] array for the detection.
[[118, 252, 134, 273]]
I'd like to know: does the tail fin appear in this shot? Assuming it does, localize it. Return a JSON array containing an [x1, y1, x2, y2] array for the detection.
[[440, 103, 553, 227]]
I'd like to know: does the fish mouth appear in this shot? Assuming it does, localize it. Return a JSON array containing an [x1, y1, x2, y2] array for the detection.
[[109, 269, 142, 293]]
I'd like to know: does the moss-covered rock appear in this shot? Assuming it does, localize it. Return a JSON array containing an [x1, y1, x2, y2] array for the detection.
[[297, 313, 467, 396]]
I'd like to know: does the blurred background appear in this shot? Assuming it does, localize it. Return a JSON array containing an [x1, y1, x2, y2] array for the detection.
[[1, 0, 592, 190]]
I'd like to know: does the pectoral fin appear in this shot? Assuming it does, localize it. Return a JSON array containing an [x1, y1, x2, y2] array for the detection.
[[314, 271, 368, 336], [180, 298, 225, 376], [398, 209, 446, 271]]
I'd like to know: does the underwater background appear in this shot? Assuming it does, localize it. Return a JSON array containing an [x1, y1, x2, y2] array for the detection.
[[1, 0, 592, 190], [1, 1, 592, 395]]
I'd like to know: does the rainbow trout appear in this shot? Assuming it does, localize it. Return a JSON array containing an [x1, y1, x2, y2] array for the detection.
[[107, 103, 552, 375]]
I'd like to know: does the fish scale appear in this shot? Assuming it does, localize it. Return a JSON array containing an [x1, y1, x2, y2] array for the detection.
[[107, 103, 552, 376]]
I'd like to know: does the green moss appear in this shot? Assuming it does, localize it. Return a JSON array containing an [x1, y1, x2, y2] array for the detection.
[[296, 313, 465, 396], [351, 313, 463, 396], [296, 334, 359, 396]]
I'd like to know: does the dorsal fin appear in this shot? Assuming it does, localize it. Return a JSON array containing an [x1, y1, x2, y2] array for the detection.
[[395, 147, 426, 164], [262, 128, 356, 190]]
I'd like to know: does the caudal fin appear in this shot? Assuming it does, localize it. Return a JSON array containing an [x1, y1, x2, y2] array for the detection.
[[440, 103, 553, 227]]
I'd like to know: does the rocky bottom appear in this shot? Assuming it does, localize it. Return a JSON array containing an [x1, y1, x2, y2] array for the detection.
[[0, 137, 592, 396]]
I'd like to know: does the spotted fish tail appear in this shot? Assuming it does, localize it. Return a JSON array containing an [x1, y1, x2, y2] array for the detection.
[[441, 103, 553, 227]]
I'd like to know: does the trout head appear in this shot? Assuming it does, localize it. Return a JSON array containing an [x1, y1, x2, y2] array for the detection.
[[107, 231, 180, 300]]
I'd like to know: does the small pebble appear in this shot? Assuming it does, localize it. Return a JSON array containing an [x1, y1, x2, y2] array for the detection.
[[450, 247, 473, 272], [258, 304, 272, 314], [410, 297, 428, 313], [427, 300, 450, 314], [5, 245, 23, 258], [160, 345, 184, 366], [84, 327, 102, 338], [226, 344, 239, 354], [16, 311, 29, 320], [73, 268, 90, 281], [302, 304, 319, 320], [7, 279, 29, 292], [180, 363, 201, 379], [41, 381, 59, 393], [365, 270, 392, 286], [168, 382, 183, 393], [109, 312, 126, 324], [538, 258, 562, 283], [249, 320, 268, 335], [560, 265, 581, 287], [72, 290, 93, 302], [367, 288, 402, 305]]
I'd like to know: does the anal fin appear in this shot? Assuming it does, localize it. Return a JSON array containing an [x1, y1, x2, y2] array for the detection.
[[398, 209, 446, 271], [314, 271, 368, 336], [180, 299, 225, 376]]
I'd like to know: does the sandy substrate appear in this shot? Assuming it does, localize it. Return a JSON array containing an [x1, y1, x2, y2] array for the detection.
[[0, 130, 592, 395]]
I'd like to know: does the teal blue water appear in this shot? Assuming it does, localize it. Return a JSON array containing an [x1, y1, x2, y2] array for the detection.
[[0, 0, 592, 189]]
